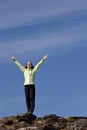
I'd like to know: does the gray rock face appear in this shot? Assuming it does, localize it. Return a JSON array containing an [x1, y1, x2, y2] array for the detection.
[[67, 118, 87, 130], [0, 114, 87, 130]]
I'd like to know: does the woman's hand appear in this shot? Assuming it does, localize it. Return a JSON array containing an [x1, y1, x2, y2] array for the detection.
[[10, 56, 16, 61], [43, 55, 48, 60]]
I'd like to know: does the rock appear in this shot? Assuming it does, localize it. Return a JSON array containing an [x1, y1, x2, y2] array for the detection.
[[17, 126, 37, 130], [0, 127, 6, 130], [67, 118, 87, 130], [0, 113, 87, 130]]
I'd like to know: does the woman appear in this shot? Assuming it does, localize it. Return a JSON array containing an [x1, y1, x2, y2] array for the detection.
[[10, 55, 48, 114]]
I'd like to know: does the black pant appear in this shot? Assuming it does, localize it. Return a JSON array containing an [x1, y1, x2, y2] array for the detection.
[[24, 85, 35, 113]]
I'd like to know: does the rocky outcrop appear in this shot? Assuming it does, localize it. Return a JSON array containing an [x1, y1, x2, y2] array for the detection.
[[0, 113, 87, 130]]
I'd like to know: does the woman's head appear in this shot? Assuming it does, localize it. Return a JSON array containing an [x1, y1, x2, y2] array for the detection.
[[25, 61, 34, 69]]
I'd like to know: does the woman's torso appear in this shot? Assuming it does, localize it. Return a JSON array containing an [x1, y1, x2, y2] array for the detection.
[[24, 69, 35, 85]]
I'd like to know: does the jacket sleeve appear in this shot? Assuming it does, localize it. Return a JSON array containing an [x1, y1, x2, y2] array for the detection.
[[33, 59, 46, 73], [13, 59, 25, 72]]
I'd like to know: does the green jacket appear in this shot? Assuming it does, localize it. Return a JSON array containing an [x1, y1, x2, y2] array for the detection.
[[13, 59, 45, 85]]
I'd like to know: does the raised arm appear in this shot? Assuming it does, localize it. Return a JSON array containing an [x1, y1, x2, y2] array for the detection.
[[10, 56, 25, 72], [34, 54, 48, 72]]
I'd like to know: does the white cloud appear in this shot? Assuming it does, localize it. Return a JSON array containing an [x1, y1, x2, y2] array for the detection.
[[0, 0, 87, 30], [0, 0, 87, 62], [0, 21, 87, 59]]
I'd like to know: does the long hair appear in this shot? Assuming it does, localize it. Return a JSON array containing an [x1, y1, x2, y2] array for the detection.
[[25, 62, 34, 69]]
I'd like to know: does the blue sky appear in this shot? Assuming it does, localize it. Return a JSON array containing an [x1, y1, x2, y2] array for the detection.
[[0, 0, 87, 118]]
